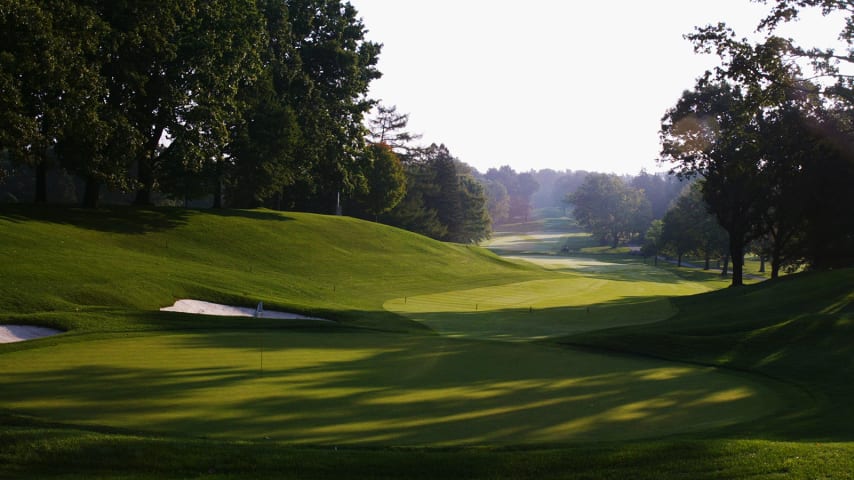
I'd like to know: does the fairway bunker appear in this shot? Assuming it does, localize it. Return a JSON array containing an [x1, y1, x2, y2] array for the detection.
[[161, 299, 333, 322], [0, 325, 62, 343]]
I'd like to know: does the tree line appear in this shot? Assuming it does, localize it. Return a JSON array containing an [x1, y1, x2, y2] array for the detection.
[[567, 0, 854, 286], [1, 0, 381, 210]]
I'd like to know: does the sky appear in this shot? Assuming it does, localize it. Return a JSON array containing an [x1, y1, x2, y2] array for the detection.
[[349, 0, 846, 175]]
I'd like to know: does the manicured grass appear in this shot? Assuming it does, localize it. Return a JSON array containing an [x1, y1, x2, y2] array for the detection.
[[565, 268, 854, 439], [0, 205, 548, 332], [1, 206, 853, 478], [0, 329, 784, 446]]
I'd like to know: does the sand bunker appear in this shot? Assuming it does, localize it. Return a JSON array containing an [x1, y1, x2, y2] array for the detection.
[[0, 325, 63, 343], [160, 299, 332, 322]]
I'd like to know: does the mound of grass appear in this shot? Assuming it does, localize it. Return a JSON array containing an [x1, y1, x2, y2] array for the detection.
[[0, 205, 547, 333], [2, 206, 852, 478], [564, 268, 854, 439]]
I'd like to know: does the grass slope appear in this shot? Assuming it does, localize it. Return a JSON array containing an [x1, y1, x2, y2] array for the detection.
[[564, 268, 854, 440], [1, 207, 852, 478], [0, 205, 545, 332]]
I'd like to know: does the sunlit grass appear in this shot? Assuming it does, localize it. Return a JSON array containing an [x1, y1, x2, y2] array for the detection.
[[2, 207, 852, 478], [0, 330, 785, 445]]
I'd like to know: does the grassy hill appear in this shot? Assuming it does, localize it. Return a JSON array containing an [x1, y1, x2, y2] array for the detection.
[[563, 268, 854, 440], [1, 206, 853, 478], [0, 205, 547, 333]]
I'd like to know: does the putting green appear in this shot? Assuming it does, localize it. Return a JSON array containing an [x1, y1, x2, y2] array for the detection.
[[384, 256, 718, 341], [0, 330, 785, 445]]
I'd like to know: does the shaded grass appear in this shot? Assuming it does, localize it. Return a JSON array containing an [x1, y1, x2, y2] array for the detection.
[[563, 268, 854, 439], [0, 329, 785, 445], [2, 207, 854, 478], [2, 426, 853, 480]]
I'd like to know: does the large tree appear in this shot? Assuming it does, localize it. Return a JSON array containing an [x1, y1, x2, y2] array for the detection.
[[661, 81, 766, 286], [282, 0, 382, 213], [0, 1, 108, 204]]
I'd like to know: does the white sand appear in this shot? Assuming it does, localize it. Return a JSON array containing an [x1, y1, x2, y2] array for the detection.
[[160, 299, 332, 322], [0, 325, 63, 343]]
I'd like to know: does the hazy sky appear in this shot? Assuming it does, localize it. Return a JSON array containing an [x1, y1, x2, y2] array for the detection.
[[349, 0, 845, 175]]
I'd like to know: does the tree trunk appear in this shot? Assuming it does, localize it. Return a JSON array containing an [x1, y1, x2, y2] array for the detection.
[[213, 178, 222, 209], [704, 252, 711, 270], [759, 256, 766, 273], [677, 252, 683, 267], [721, 253, 730, 277], [729, 237, 745, 287], [34, 161, 47, 203], [82, 176, 100, 209], [134, 157, 153, 206]]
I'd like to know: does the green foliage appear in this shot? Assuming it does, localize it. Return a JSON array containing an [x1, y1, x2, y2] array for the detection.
[[659, 184, 723, 267], [354, 143, 407, 219], [484, 166, 540, 223], [566, 173, 651, 248], [383, 144, 492, 243], [666, 19, 854, 283], [0, 0, 385, 211]]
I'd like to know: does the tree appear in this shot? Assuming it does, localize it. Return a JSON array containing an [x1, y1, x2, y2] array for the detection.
[[283, 0, 382, 213], [356, 143, 407, 221], [484, 166, 539, 223], [661, 81, 766, 286], [367, 104, 422, 154], [755, 0, 853, 108], [0, 1, 110, 205], [484, 179, 510, 225], [567, 173, 651, 248], [454, 175, 492, 244], [642, 220, 664, 266], [222, 1, 305, 209], [631, 170, 684, 219], [381, 160, 447, 240], [676, 14, 854, 282], [382, 143, 491, 243], [659, 185, 714, 267]]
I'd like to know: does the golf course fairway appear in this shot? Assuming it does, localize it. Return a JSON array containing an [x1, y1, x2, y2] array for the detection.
[[4, 208, 852, 478], [0, 330, 785, 445]]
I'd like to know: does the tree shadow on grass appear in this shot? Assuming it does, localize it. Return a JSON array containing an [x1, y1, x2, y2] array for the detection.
[[0, 205, 294, 234], [0, 329, 787, 446], [0, 205, 191, 234], [385, 297, 675, 342]]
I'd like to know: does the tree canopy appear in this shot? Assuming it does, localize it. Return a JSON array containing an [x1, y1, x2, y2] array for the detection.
[[566, 173, 651, 248]]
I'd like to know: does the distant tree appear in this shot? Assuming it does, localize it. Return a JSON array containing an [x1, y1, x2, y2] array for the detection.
[[484, 179, 510, 226], [513, 172, 540, 222], [485, 166, 539, 223], [642, 220, 664, 266], [383, 144, 491, 242], [381, 160, 447, 239], [454, 175, 492, 244], [660, 187, 708, 267], [367, 104, 422, 154], [631, 171, 685, 219], [567, 173, 652, 247]]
